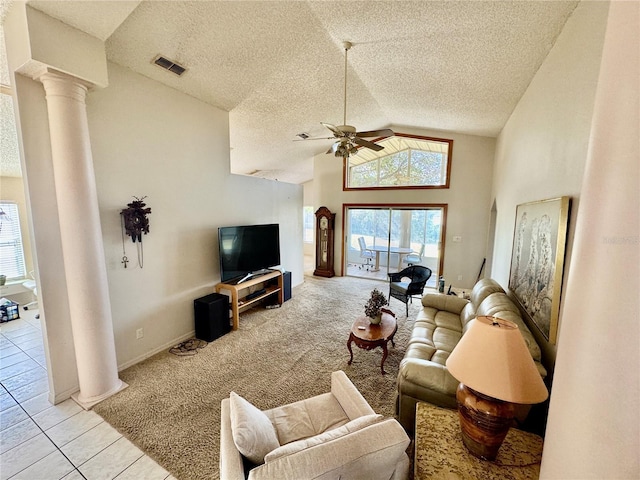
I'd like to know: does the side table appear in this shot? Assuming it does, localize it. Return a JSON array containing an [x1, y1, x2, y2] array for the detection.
[[414, 402, 543, 480], [347, 308, 397, 374]]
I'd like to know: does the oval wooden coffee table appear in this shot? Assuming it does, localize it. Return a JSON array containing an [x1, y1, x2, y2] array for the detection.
[[347, 308, 397, 374]]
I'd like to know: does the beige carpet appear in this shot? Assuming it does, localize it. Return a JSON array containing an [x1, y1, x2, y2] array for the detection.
[[94, 274, 421, 480]]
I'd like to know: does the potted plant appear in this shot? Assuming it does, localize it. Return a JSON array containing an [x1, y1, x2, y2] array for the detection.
[[364, 288, 388, 324]]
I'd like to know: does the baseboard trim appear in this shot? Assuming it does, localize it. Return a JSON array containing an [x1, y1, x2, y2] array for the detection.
[[50, 385, 79, 405], [117, 330, 196, 371]]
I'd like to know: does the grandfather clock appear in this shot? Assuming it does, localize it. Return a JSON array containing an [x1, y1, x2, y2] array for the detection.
[[314, 206, 335, 278]]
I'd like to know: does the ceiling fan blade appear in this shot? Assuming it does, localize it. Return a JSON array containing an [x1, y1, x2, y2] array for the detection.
[[321, 122, 344, 136], [354, 137, 384, 151], [355, 128, 394, 138], [293, 136, 335, 142]]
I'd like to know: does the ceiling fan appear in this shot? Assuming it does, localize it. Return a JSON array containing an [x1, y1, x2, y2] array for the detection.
[[298, 41, 394, 158]]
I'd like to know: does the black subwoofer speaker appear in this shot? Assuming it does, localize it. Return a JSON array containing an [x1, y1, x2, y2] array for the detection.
[[194, 293, 230, 342], [283, 271, 292, 302]]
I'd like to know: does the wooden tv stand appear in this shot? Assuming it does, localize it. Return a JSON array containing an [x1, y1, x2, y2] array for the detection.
[[214, 270, 283, 330]]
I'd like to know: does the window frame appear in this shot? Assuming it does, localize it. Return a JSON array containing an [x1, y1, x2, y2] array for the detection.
[[342, 133, 453, 191], [341, 202, 447, 280]]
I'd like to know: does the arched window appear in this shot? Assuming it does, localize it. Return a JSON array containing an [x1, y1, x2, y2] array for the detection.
[[344, 134, 452, 190]]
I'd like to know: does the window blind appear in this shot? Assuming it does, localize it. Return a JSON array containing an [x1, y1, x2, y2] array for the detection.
[[0, 202, 26, 280]]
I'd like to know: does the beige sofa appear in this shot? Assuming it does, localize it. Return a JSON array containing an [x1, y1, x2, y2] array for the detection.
[[396, 278, 547, 432], [221, 370, 411, 480]]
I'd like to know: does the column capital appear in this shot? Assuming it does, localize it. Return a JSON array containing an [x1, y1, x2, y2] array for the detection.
[[37, 68, 93, 103]]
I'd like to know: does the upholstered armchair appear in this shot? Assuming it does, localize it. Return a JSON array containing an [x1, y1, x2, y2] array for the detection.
[[220, 370, 410, 480], [388, 265, 433, 316]]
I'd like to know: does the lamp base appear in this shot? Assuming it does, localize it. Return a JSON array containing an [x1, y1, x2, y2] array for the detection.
[[456, 383, 516, 460]]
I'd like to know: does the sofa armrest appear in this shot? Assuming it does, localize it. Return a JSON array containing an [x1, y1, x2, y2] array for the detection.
[[331, 370, 375, 419], [249, 419, 410, 480], [421, 294, 468, 314], [398, 358, 459, 398], [220, 398, 246, 480]]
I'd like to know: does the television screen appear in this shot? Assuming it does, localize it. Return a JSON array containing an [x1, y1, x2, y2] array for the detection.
[[218, 224, 281, 282]]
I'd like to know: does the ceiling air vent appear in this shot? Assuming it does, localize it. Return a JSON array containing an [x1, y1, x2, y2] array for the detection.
[[152, 55, 186, 76]]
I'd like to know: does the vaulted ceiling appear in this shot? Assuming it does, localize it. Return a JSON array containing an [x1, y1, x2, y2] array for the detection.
[[2, 1, 579, 183]]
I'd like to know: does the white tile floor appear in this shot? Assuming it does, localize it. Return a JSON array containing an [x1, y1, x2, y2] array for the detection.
[[1, 309, 176, 480]]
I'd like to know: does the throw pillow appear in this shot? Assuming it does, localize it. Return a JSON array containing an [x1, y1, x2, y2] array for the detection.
[[229, 391, 280, 464], [264, 413, 383, 463]]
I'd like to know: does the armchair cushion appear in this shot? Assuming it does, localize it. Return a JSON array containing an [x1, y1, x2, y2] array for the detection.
[[264, 414, 383, 463], [229, 392, 280, 464], [249, 418, 410, 480], [265, 392, 349, 445]]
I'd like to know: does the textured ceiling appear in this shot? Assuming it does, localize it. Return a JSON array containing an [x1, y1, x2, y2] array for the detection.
[[2, 0, 579, 183]]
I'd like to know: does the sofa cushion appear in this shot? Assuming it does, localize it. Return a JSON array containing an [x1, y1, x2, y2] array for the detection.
[[461, 279, 505, 325], [470, 278, 505, 305], [229, 392, 280, 464], [264, 414, 383, 463], [265, 392, 349, 445], [421, 293, 468, 314], [476, 292, 521, 317]]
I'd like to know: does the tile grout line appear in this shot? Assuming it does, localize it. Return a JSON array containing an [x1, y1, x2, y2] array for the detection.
[[1, 385, 88, 480], [2, 318, 173, 480], [1, 324, 144, 480], [1, 322, 88, 480]]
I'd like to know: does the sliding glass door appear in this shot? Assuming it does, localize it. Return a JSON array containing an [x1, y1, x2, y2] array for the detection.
[[344, 205, 445, 288]]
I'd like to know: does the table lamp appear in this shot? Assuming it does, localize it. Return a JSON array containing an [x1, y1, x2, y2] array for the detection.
[[445, 316, 548, 460]]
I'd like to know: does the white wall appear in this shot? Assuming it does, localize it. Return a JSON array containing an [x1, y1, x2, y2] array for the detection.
[[313, 127, 495, 289], [490, 0, 610, 367], [302, 180, 315, 256], [541, 1, 639, 476], [88, 62, 303, 369]]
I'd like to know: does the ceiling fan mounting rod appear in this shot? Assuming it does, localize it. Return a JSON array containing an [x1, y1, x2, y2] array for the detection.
[[343, 41, 352, 127]]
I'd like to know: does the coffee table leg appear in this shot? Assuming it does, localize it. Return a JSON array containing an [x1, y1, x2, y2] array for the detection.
[[347, 334, 354, 365], [380, 342, 389, 375]]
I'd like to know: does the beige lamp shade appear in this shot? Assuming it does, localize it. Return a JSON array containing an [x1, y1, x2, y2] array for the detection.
[[446, 316, 548, 404]]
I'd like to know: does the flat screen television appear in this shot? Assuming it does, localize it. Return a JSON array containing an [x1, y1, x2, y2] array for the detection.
[[218, 223, 281, 283]]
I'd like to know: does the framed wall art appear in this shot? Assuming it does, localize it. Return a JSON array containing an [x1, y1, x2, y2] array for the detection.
[[509, 196, 570, 344]]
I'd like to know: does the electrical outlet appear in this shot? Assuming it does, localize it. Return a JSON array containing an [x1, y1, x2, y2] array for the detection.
[[136, 328, 144, 339], [457, 275, 463, 281], [453, 235, 462, 242]]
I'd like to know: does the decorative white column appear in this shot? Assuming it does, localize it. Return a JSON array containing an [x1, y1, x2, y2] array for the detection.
[[39, 69, 125, 409]]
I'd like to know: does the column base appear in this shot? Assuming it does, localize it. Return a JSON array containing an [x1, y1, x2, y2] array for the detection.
[[72, 379, 128, 410]]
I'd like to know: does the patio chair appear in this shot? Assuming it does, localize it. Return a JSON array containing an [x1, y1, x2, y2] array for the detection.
[[402, 244, 425, 266], [358, 237, 375, 271], [388, 265, 432, 316]]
